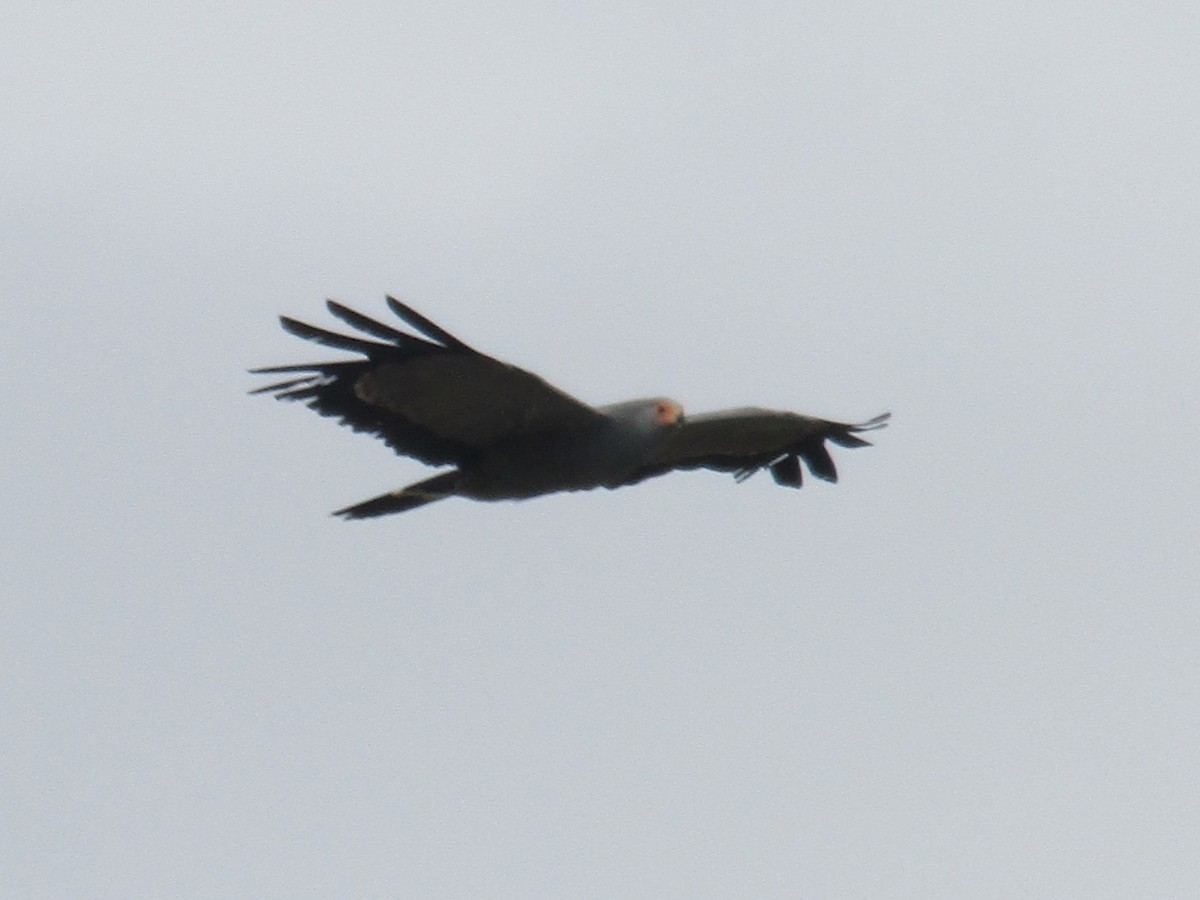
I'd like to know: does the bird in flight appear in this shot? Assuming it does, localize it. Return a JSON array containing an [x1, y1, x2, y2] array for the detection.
[[251, 298, 890, 518]]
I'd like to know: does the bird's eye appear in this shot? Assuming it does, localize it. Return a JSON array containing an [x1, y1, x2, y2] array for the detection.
[[655, 402, 680, 424]]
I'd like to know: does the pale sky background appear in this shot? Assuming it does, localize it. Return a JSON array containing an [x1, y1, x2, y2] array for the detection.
[[4, 2, 1198, 897]]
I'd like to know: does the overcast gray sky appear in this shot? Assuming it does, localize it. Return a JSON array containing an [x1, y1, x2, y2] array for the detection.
[[4, 2, 1198, 897]]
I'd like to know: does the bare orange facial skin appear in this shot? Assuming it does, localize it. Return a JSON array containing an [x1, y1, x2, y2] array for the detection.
[[656, 400, 684, 425]]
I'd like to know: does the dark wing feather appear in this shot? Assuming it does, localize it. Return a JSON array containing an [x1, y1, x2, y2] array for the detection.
[[768, 453, 803, 487], [277, 316, 389, 355], [325, 300, 429, 350], [625, 408, 889, 489], [386, 296, 473, 350], [251, 300, 604, 466], [332, 471, 460, 519]]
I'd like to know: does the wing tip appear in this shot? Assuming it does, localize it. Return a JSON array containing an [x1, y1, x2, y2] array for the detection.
[[385, 295, 472, 351], [332, 472, 460, 519], [854, 412, 891, 431]]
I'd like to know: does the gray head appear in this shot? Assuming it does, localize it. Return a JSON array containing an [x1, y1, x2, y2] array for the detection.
[[599, 397, 685, 430]]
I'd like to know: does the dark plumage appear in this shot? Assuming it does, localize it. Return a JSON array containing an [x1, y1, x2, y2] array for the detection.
[[251, 298, 889, 518]]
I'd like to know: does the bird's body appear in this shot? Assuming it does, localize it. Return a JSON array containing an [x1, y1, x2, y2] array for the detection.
[[251, 298, 889, 518], [454, 413, 646, 500]]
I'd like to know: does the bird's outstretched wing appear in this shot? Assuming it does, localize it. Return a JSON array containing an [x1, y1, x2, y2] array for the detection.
[[250, 297, 604, 467], [625, 408, 890, 488]]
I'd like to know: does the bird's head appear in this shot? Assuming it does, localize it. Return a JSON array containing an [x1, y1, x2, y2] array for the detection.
[[602, 397, 685, 431], [652, 399, 685, 426]]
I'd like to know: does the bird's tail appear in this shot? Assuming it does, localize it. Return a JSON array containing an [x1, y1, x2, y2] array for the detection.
[[333, 471, 461, 519]]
